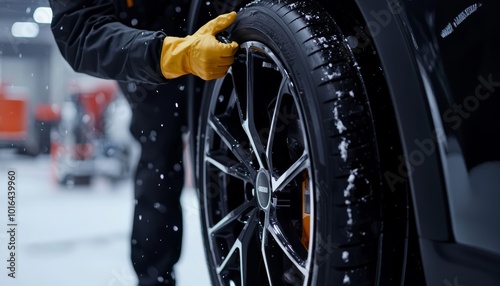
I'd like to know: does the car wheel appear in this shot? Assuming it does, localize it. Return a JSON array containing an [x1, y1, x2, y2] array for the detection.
[[196, 0, 406, 285]]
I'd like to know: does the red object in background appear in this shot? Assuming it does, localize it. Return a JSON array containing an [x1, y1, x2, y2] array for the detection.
[[76, 82, 118, 134], [0, 98, 28, 137], [35, 104, 61, 122], [0, 83, 29, 141]]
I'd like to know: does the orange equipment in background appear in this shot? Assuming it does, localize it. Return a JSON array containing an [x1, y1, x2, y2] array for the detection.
[[0, 83, 29, 142]]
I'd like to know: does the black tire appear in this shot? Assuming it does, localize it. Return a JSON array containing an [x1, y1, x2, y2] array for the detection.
[[196, 0, 406, 285]]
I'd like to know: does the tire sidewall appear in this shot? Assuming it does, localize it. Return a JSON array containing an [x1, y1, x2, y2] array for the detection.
[[230, 5, 337, 285]]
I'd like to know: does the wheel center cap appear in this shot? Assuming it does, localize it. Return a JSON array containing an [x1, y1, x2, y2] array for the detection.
[[256, 170, 271, 210]]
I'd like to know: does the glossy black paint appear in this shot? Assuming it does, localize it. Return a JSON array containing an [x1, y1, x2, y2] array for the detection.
[[346, 0, 500, 284], [352, 0, 452, 241], [401, 0, 500, 255]]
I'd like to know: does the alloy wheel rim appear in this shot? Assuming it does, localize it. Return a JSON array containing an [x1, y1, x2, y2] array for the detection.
[[201, 41, 315, 286]]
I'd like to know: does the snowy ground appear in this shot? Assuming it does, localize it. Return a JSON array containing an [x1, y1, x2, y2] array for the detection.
[[0, 150, 210, 286]]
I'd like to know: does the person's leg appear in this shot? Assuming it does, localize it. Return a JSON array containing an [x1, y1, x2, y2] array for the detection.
[[124, 79, 187, 286]]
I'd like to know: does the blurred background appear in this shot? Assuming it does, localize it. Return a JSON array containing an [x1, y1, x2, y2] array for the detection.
[[0, 1, 209, 285]]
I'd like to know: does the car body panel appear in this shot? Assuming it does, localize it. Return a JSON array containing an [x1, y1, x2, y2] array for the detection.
[[353, 0, 452, 241], [352, 0, 500, 283], [402, 0, 500, 256], [357, 0, 500, 255]]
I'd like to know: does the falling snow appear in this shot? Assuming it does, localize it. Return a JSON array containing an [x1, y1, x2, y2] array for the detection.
[[149, 130, 157, 142], [174, 163, 182, 172]]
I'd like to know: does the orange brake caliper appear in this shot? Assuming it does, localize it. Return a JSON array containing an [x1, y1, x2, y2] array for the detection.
[[301, 174, 311, 250]]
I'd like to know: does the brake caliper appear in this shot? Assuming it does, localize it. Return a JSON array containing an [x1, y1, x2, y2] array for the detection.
[[301, 173, 311, 250]]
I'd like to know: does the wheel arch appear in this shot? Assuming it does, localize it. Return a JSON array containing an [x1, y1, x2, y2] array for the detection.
[[325, 2, 500, 285], [317, 0, 452, 242]]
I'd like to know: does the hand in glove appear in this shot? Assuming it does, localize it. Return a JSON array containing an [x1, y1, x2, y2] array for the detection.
[[160, 12, 239, 80]]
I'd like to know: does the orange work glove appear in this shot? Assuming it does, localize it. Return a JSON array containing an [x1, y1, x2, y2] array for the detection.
[[160, 12, 239, 80]]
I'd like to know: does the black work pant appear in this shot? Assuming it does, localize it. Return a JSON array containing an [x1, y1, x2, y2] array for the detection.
[[120, 78, 188, 286]]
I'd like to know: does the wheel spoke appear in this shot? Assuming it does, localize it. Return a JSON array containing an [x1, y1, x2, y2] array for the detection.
[[216, 209, 259, 278], [261, 212, 274, 286], [208, 114, 254, 171], [230, 56, 247, 125], [209, 200, 256, 235], [261, 211, 287, 286], [267, 218, 308, 276], [242, 48, 267, 169], [271, 152, 309, 192], [265, 77, 289, 172], [205, 152, 255, 182]]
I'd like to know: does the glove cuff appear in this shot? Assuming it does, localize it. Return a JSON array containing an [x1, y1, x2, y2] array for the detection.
[[160, 36, 193, 79]]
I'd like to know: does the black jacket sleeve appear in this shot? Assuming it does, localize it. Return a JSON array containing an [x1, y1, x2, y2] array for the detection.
[[49, 0, 168, 84]]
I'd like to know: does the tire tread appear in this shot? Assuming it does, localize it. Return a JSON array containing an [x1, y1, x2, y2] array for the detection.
[[253, 0, 383, 282]]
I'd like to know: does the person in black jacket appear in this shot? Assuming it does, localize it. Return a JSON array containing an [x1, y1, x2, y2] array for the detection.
[[48, 1, 238, 285]]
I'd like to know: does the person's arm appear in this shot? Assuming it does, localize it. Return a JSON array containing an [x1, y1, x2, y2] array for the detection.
[[50, 0, 167, 84]]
